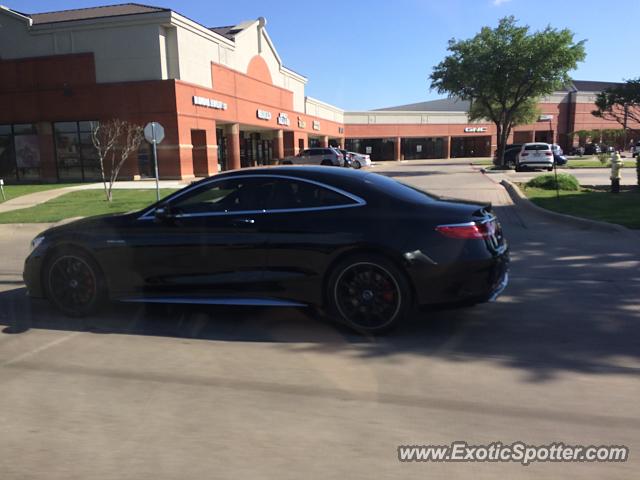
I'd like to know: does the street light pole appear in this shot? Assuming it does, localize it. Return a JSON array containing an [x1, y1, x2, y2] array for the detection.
[[550, 118, 559, 200]]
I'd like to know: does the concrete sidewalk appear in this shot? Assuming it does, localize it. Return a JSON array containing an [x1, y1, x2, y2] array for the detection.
[[0, 180, 185, 214]]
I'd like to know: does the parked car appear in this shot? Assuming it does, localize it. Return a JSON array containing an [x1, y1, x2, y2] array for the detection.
[[515, 143, 554, 171], [281, 147, 345, 167], [24, 167, 509, 334], [550, 144, 567, 166], [495, 144, 523, 168], [348, 151, 372, 169], [583, 143, 601, 155]]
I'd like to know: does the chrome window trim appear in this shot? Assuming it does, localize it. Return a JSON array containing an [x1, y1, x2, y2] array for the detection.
[[138, 174, 367, 220]]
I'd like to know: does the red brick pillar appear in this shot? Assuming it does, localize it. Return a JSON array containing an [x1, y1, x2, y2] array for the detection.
[[273, 129, 284, 160], [226, 123, 241, 170], [321, 135, 329, 148], [395, 137, 402, 161], [206, 125, 218, 176]]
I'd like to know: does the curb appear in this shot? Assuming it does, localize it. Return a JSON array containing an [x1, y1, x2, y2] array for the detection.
[[500, 179, 635, 235]]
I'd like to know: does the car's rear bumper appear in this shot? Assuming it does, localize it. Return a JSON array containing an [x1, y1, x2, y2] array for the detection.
[[407, 248, 510, 306]]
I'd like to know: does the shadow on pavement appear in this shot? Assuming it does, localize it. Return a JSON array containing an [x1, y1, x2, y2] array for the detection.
[[1, 202, 638, 383]]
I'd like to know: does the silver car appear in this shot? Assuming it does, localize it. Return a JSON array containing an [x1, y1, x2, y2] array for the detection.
[[282, 147, 345, 166]]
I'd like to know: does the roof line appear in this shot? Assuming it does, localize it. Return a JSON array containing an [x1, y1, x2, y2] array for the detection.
[[23, 2, 169, 17]]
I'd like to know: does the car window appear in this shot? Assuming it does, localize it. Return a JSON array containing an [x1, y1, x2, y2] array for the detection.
[[363, 173, 436, 203], [265, 179, 357, 210], [524, 144, 550, 151], [168, 178, 272, 215]]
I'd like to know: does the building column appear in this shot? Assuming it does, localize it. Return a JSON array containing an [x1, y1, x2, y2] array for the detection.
[[273, 129, 284, 160], [321, 135, 329, 148], [226, 123, 241, 170], [395, 137, 402, 161], [36, 122, 57, 181], [445, 136, 451, 159]]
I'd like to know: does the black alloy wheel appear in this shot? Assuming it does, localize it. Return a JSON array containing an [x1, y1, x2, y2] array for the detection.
[[328, 256, 410, 333], [46, 250, 105, 317]]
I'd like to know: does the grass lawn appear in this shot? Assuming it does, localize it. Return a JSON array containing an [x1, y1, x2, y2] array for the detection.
[[0, 188, 179, 223], [564, 157, 636, 169], [521, 185, 640, 229], [0, 183, 80, 203], [469, 158, 494, 166]]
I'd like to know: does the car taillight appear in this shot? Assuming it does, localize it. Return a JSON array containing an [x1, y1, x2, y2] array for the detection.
[[436, 220, 496, 240], [545, 152, 552, 156], [520, 152, 529, 156]]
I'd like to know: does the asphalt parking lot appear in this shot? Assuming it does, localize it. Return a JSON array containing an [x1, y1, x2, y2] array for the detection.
[[0, 161, 639, 479]]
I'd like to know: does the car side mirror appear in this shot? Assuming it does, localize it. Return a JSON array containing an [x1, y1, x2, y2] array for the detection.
[[154, 206, 174, 223]]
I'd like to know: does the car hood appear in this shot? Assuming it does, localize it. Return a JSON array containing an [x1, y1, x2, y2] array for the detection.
[[42, 212, 136, 237]]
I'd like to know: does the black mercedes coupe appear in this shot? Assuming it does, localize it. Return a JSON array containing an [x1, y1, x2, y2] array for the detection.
[[24, 166, 509, 333]]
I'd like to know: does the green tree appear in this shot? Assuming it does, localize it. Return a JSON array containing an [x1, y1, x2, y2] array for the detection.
[[430, 16, 586, 166], [593, 79, 640, 187], [592, 78, 640, 128]]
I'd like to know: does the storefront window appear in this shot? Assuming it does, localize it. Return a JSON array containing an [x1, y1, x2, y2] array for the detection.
[[14, 124, 41, 181], [54, 121, 99, 181], [0, 126, 17, 181]]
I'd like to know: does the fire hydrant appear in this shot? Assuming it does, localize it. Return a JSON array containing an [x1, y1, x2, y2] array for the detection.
[[610, 151, 623, 193]]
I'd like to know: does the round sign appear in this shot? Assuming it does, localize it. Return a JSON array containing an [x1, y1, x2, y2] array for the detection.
[[144, 122, 165, 144]]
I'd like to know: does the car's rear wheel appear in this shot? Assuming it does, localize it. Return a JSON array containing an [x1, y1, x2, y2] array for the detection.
[[44, 248, 106, 317], [326, 255, 411, 334], [281, 160, 293, 165], [353, 160, 362, 169]]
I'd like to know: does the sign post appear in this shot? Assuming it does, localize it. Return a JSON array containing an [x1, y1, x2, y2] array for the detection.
[[144, 122, 165, 202], [0, 179, 5, 201]]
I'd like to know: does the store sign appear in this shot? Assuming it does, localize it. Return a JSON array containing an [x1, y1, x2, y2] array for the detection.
[[538, 114, 554, 121], [257, 109, 272, 121], [298, 117, 306, 128], [193, 96, 227, 110], [312, 120, 321, 131], [416, 145, 422, 153], [365, 146, 372, 154], [464, 127, 487, 133], [277, 113, 290, 126]]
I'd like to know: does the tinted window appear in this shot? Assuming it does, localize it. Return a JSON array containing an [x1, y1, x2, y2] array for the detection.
[[266, 179, 356, 210], [363, 173, 436, 203], [524, 144, 550, 150], [169, 178, 272, 215]]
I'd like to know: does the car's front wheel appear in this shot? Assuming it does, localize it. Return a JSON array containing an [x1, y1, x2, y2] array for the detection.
[[44, 248, 106, 317], [326, 255, 411, 334], [352, 160, 362, 169]]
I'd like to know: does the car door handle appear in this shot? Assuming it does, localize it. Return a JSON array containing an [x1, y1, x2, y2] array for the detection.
[[232, 218, 255, 226]]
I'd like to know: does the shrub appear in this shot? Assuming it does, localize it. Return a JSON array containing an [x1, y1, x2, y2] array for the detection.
[[526, 173, 580, 191], [597, 153, 610, 166]]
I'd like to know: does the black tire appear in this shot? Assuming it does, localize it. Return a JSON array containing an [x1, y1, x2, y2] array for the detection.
[[547, 167, 553, 171], [514, 165, 522, 172], [353, 160, 362, 169], [325, 254, 411, 334], [44, 247, 106, 317], [281, 160, 293, 165], [321, 159, 333, 166]]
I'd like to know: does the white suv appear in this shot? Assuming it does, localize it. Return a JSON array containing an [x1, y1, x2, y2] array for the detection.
[[282, 147, 345, 167], [516, 143, 554, 171]]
